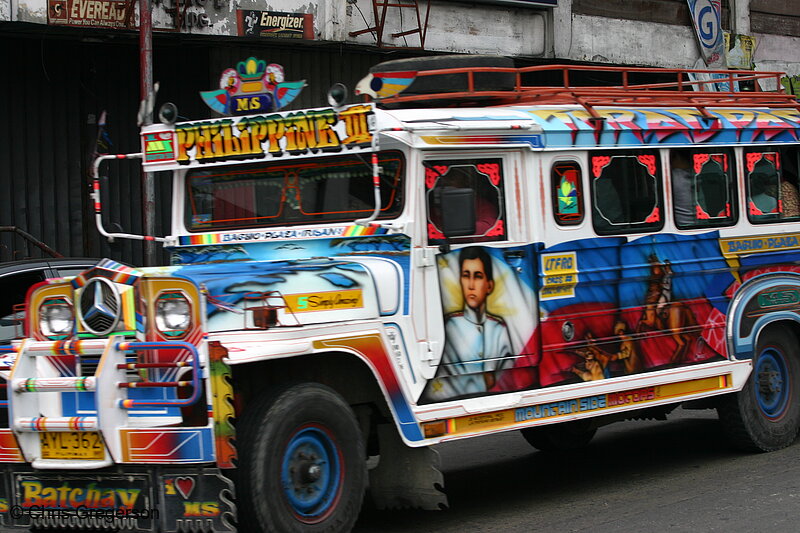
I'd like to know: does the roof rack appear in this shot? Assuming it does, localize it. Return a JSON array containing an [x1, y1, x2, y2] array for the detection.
[[376, 64, 800, 120]]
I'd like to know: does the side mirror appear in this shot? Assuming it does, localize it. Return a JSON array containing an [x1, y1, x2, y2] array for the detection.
[[438, 187, 476, 237]]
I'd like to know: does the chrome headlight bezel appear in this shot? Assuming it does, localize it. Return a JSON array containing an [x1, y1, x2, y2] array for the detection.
[[155, 290, 192, 338], [39, 297, 74, 339]]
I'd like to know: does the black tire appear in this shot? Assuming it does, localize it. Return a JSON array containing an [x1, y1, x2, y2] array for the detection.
[[717, 324, 800, 452], [237, 383, 366, 532], [520, 419, 597, 452], [370, 55, 515, 105]]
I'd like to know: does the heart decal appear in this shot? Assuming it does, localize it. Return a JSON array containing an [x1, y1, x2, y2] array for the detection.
[[175, 476, 195, 499]]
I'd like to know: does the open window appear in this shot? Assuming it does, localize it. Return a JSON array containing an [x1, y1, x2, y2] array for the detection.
[[745, 147, 800, 223], [426, 158, 506, 244], [746, 151, 781, 222], [670, 148, 737, 229], [590, 151, 663, 235]]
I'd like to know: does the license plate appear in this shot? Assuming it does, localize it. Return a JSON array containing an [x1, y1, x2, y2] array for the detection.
[[39, 432, 104, 460]]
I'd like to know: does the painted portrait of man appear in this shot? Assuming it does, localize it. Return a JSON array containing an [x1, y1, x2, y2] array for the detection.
[[422, 246, 514, 401]]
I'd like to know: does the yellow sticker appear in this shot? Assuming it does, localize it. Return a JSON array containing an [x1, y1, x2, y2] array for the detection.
[[540, 252, 578, 300], [284, 289, 364, 313]]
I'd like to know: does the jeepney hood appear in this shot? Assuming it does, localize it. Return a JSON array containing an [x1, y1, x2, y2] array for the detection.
[[171, 257, 401, 331]]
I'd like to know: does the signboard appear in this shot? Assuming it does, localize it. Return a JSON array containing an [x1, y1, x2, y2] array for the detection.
[[458, 0, 556, 5], [237, 10, 314, 39], [687, 0, 724, 67], [468, 0, 558, 7], [48, 0, 128, 28], [141, 103, 375, 171], [724, 32, 757, 70]]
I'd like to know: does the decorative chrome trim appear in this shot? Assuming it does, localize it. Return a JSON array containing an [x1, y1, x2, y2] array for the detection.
[[78, 277, 121, 336]]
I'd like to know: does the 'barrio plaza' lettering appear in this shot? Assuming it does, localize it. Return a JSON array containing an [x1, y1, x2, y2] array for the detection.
[[720, 233, 800, 257], [172, 104, 373, 165]]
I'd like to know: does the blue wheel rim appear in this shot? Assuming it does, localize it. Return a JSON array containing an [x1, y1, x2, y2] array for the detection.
[[280, 425, 342, 521], [755, 347, 790, 420]]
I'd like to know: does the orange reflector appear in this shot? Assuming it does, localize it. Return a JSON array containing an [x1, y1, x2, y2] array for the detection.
[[422, 420, 448, 438]]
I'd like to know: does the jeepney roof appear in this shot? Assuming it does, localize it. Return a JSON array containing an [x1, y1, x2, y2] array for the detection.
[[381, 103, 800, 151]]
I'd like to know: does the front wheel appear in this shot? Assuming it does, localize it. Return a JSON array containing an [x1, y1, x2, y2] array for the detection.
[[237, 383, 366, 532], [718, 325, 800, 452]]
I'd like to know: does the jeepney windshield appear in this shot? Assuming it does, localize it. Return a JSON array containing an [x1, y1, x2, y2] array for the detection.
[[184, 151, 404, 231]]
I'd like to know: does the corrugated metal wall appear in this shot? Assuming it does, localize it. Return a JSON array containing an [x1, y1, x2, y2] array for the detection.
[[0, 33, 394, 266], [0, 36, 89, 262]]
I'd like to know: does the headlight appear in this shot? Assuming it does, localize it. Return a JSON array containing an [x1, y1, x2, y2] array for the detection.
[[155, 291, 192, 337], [39, 298, 74, 338]]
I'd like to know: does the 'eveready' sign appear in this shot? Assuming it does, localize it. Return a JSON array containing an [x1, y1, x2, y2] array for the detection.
[[48, 0, 128, 28]]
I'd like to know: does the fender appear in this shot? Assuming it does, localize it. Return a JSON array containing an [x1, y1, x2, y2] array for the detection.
[[310, 331, 424, 445], [727, 271, 800, 360], [224, 327, 425, 444]]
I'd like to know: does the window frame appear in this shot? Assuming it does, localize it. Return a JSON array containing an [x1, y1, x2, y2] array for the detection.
[[424, 155, 509, 245], [182, 150, 406, 232], [743, 146, 800, 224], [670, 148, 738, 230], [551, 160, 585, 226], [589, 150, 665, 236]]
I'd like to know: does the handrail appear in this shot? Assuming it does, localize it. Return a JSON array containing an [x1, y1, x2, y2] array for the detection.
[[0, 226, 63, 258], [92, 153, 167, 243], [115, 341, 200, 408]]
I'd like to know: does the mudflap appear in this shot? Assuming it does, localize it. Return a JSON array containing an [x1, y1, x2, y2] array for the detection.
[[0, 464, 235, 532], [159, 467, 236, 532], [369, 424, 448, 511]]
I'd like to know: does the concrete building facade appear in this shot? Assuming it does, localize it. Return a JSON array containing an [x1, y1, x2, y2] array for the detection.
[[0, 0, 798, 263]]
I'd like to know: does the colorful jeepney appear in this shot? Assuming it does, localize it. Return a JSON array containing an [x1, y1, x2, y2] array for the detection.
[[2, 57, 800, 531]]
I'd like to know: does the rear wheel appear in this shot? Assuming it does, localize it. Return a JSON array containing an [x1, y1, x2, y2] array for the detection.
[[718, 325, 800, 452], [237, 383, 366, 532], [520, 419, 597, 452]]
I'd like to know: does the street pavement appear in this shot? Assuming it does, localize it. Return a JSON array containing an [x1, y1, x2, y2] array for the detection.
[[354, 407, 800, 532]]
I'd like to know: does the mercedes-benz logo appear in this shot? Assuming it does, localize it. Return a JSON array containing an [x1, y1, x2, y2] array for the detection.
[[79, 277, 121, 336]]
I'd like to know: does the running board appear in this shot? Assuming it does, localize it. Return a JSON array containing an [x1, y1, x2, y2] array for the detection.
[[414, 359, 752, 444]]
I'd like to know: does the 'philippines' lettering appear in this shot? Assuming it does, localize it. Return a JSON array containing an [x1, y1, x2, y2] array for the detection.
[[176, 105, 373, 164]]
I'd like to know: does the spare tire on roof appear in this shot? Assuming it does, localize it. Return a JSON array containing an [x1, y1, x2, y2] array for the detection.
[[369, 55, 515, 104]]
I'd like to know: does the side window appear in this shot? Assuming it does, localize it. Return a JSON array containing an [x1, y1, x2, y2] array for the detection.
[[670, 148, 737, 229], [0, 270, 47, 318], [746, 151, 782, 222], [590, 151, 663, 235], [426, 158, 506, 243], [551, 161, 584, 226], [745, 148, 800, 223], [0, 269, 47, 343]]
